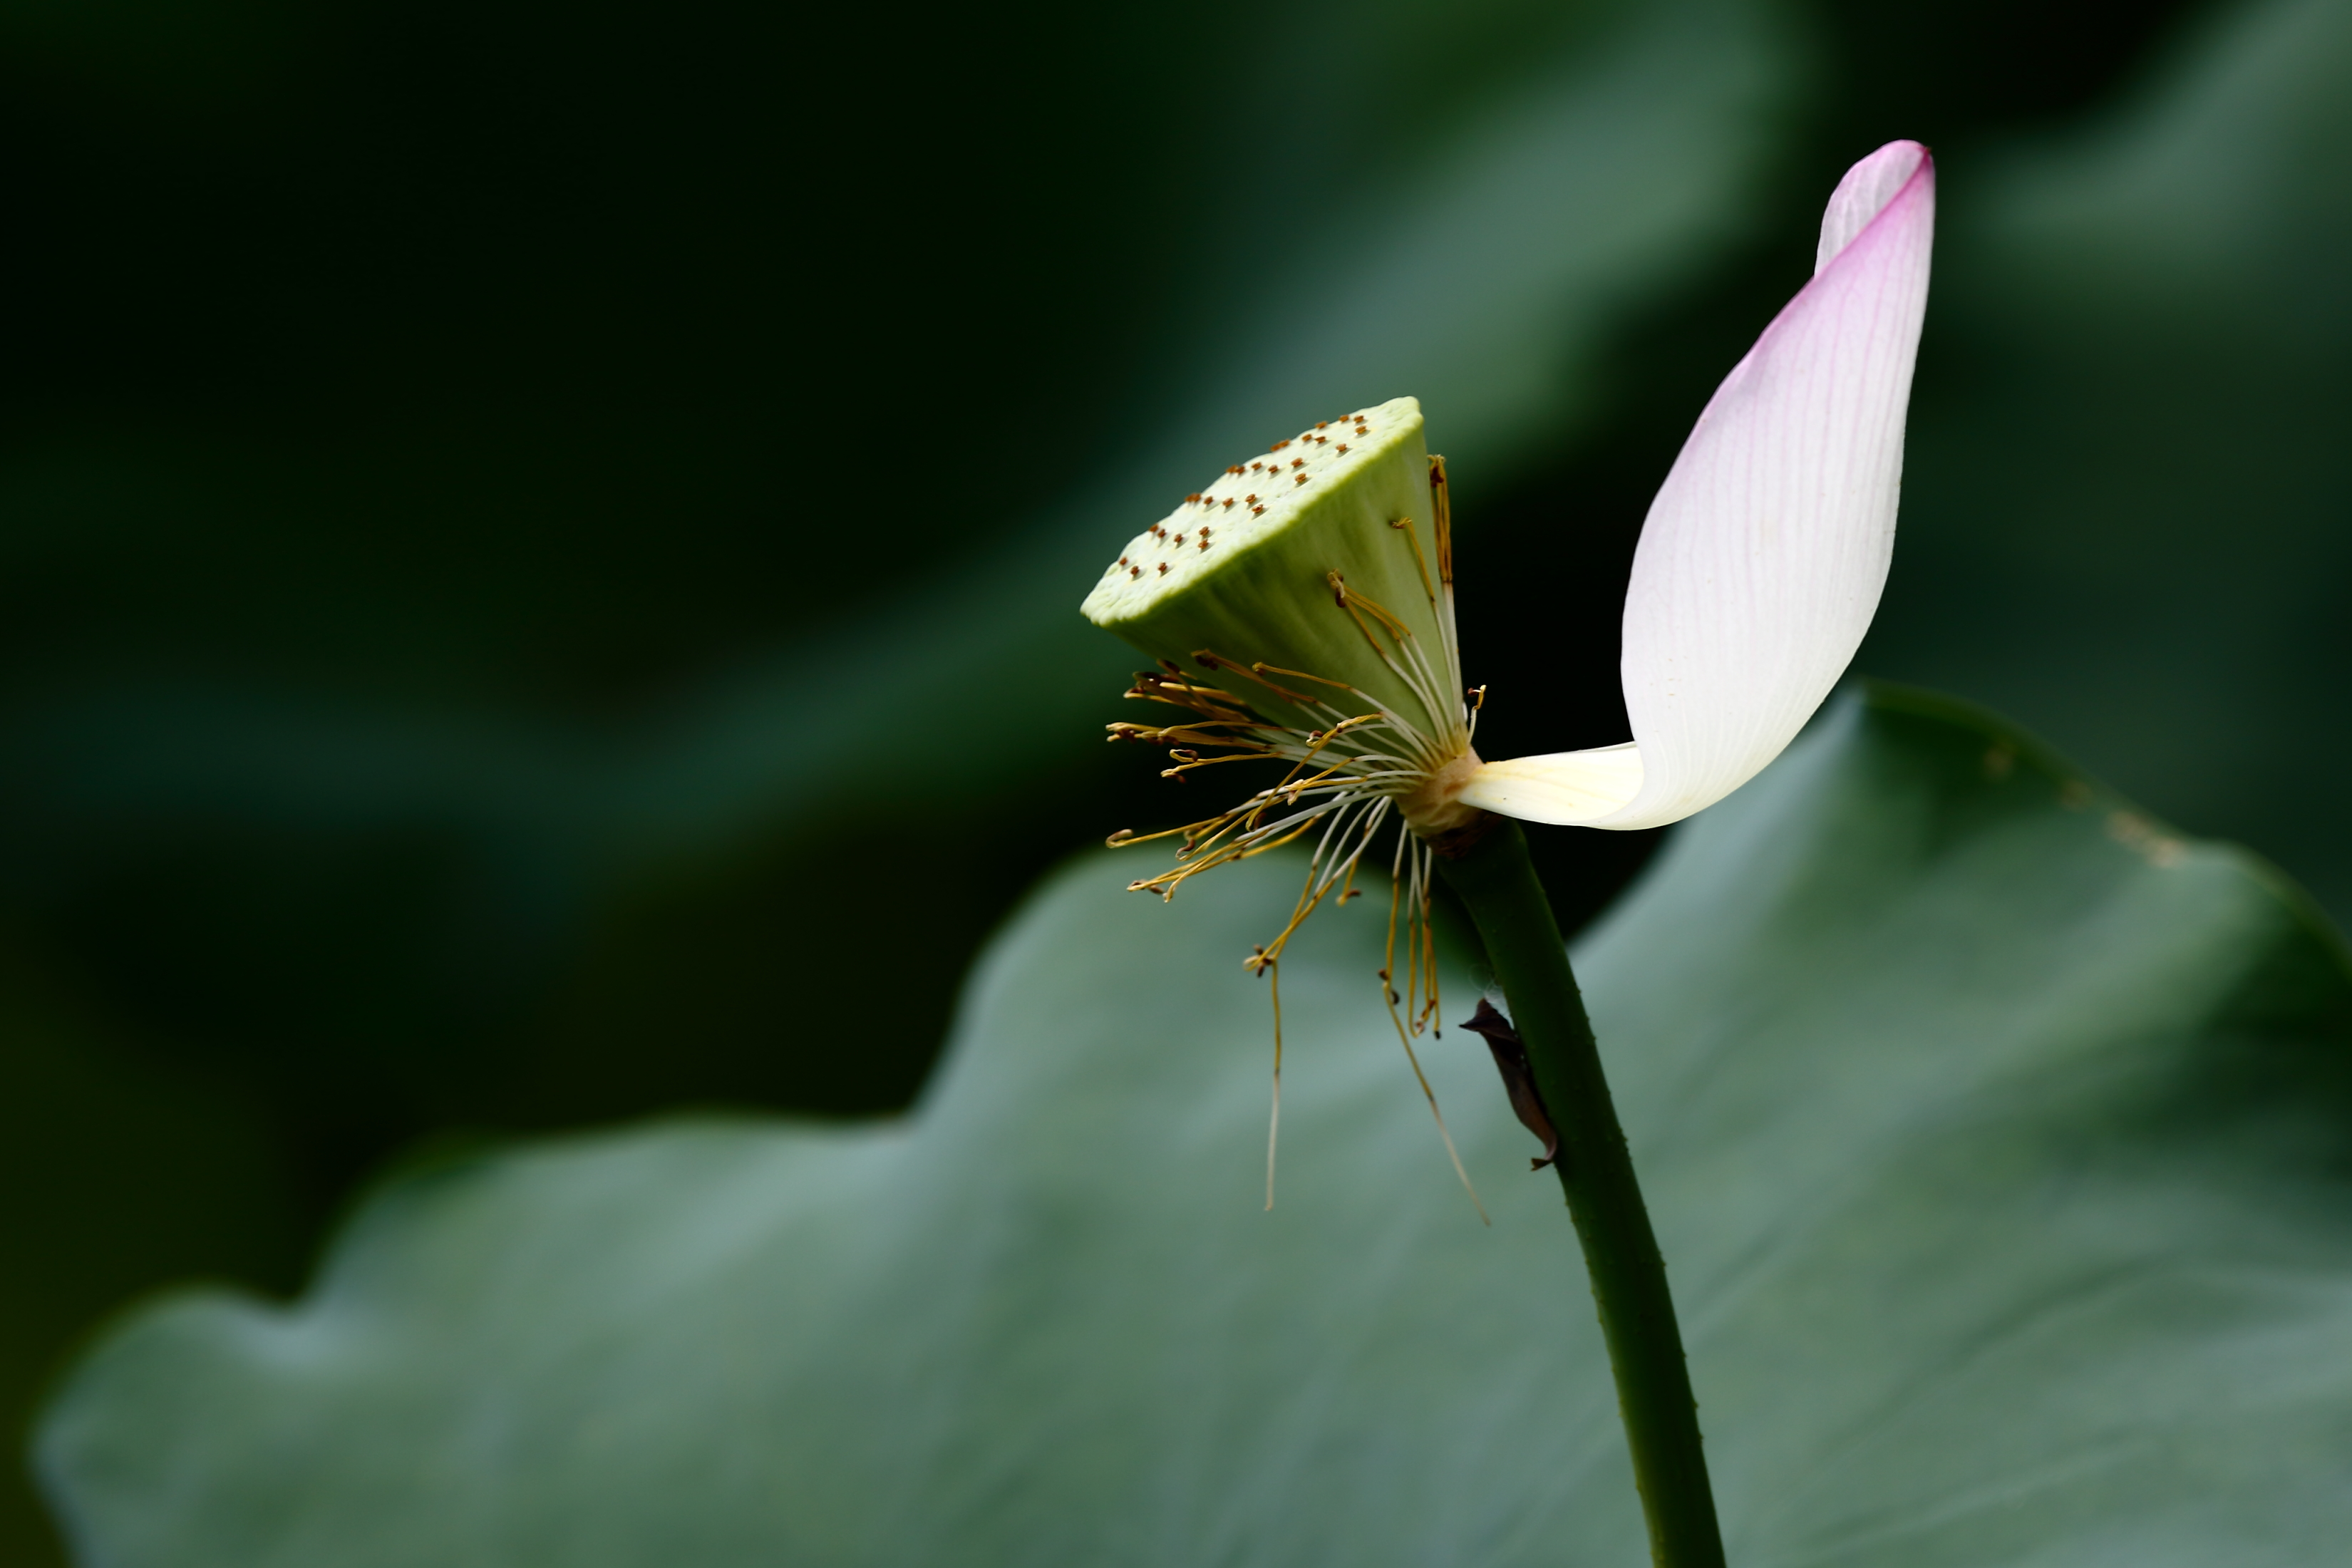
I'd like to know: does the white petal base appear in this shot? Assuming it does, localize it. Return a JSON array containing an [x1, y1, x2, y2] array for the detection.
[[1453, 744, 1645, 827]]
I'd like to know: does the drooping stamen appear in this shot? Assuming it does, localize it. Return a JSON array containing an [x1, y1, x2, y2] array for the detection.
[[1378, 842, 1488, 1223], [1264, 951, 1282, 1212]]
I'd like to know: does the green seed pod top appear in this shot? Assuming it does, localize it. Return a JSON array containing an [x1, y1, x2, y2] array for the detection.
[[1080, 396, 1457, 740]]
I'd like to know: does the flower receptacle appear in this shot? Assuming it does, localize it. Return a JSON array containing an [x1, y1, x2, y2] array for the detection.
[[1401, 748, 1487, 836]]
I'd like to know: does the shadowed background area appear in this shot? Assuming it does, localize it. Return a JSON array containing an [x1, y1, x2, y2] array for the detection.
[[4, 0, 2344, 1559]]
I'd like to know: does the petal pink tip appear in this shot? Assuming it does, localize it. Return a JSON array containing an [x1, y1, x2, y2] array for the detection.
[[1817, 140, 1934, 274]]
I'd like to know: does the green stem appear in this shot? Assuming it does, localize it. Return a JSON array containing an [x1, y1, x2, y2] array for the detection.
[[1434, 817, 1724, 1568]]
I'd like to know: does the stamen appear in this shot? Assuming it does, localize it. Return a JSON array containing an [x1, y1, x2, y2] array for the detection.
[[1262, 951, 1282, 1211], [1191, 649, 1321, 708], [1389, 516, 1439, 609], [1385, 991, 1487, 1222], [1246, 660, 1358, 692], [1331, 575, 1416, 646], [1428, 454, 1454, 586], [1120, 680, 1262, 719]]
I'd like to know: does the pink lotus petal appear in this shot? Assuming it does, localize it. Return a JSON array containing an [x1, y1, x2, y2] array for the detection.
[[1466, 141, 1936, 831]]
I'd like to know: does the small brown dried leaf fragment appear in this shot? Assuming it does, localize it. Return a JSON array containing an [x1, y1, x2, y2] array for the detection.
[[1460, 999, 1561, 1172]]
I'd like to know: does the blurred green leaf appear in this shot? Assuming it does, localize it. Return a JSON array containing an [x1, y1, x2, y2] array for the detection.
[[1873, 0, 2352, 916], [38, 685, 2352, 1564], [0, 956, 301, 1565]]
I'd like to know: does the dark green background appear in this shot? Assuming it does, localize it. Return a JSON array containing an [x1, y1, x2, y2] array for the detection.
[[5, 0, 2344, 1558]]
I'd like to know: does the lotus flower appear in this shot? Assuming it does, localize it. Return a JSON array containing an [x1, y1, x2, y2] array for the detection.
[[1080, 138, 1936, 1053]]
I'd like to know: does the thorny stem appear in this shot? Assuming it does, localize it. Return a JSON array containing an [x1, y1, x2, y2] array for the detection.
[[1434, 817, 1725, 1568]]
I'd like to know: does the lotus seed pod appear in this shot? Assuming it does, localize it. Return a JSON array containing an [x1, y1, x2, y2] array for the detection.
[[1080, 396, 1456, 738]]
